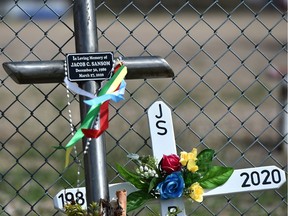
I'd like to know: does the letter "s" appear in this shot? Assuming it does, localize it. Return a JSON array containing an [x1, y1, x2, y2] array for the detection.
[[156, 120, 167, 135]]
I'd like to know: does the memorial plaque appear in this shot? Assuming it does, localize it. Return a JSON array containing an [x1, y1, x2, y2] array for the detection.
[[66, 52, 114, 81]]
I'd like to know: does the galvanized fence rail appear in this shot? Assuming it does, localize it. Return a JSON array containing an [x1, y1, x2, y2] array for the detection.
[[0, 1, 287, 215]]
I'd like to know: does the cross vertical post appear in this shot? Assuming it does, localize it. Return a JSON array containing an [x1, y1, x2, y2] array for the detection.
[[73, 0, 109, 213], [148, 101, 186, 215]]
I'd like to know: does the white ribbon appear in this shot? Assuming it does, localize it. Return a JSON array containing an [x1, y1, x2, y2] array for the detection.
[[64, 77, 95, 99]]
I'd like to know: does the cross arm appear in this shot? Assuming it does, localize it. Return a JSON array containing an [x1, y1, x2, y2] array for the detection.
[[2, 56, 174, 84]]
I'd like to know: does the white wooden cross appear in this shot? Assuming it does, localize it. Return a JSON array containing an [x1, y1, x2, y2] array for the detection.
[[54, 100, 286, 215], [147, 101, 186, 215]]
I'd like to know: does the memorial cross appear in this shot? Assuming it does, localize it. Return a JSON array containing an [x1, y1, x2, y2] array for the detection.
[[147, 101, 286, 215], [54, 100, 286, 214], [2, 0, 173, 215]]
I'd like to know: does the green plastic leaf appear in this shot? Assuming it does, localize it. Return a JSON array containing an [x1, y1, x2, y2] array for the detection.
[[127, 191, 154, 212], [148, 177, 159, 193], [116, 164, 148, 190], [199, 166, 234, 189], [183, 170, 201, 187], [197, 149, 214, 165], [197, 149, 215, 174], [197, 149, 214, 161]]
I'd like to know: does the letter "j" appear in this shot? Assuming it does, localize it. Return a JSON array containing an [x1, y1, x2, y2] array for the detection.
[[155, 104, 163, 119]]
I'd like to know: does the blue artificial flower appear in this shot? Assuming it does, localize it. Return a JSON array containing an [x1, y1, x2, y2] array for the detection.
[[156, 171, 185, 199]]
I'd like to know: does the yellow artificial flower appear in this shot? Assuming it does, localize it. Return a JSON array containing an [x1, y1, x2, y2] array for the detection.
[[180, 148, 198, 172], [187, 159, 198, 172], [189, 182, 204, 202], [189, 148, 197, 160], [179, 151, 188, 166]]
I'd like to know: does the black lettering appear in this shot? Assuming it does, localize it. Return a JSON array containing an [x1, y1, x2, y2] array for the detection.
[[156, 120, 167, 135], [75, 191, 85, 205], [241, 169, 282, 188], [261, 170, 271, 185], [272, 169, 281, 183], [65, 192, 74, 203], [155, 104, 163, 119], [251, 171, 260, 186], [240, 172, 251, 187], [58, 193, 65, 207]]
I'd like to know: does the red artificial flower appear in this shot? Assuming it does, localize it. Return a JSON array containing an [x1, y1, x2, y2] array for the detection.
[[160, 154, 181, 174]]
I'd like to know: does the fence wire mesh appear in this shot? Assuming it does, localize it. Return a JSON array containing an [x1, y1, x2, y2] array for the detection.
[[0, 0, 287, 215]]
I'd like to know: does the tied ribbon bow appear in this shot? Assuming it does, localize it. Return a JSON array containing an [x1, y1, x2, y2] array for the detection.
[[64, 65, 127, 167]]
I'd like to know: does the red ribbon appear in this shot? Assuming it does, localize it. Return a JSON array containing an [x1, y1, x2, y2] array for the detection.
[[81, 63, 122, 139], [82, 100, 109, 138]]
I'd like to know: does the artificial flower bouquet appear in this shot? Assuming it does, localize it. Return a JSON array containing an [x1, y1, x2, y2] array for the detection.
[[116, 148, 234, 212]]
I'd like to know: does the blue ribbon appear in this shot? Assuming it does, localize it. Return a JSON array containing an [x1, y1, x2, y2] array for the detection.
[[84, 80, 126, 106]]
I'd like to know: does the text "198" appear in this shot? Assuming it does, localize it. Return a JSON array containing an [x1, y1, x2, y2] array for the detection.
[[58, 191, 86, 207]]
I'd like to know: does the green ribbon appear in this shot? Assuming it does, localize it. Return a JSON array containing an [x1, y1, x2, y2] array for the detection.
[[66, 65, 126, 149], [64, 65, 127, 167]]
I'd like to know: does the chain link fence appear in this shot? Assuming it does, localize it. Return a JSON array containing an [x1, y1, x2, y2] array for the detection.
[[0, 0, 287, 215]]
